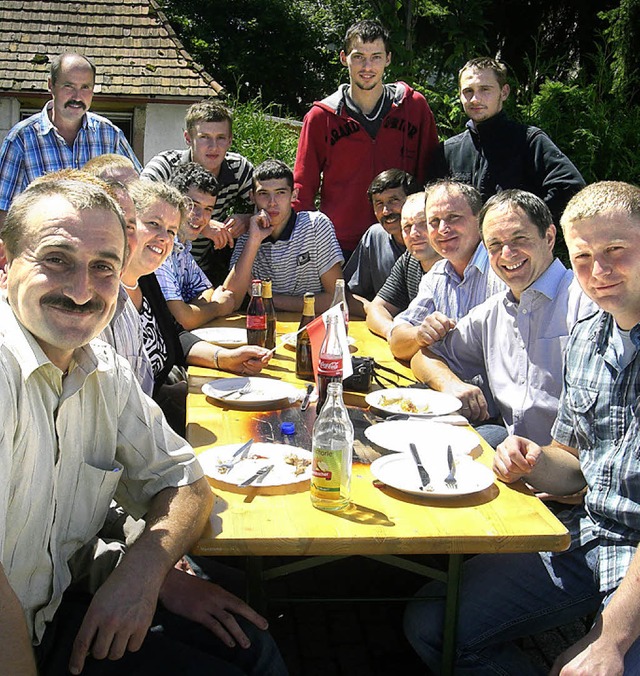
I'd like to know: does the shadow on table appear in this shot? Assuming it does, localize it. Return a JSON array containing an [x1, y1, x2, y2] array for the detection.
[[373, 481, 500, 508], [331, 501, 395, 527]]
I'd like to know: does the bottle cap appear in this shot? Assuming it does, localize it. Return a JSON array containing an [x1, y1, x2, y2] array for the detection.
[[281, 422, 295, 435]]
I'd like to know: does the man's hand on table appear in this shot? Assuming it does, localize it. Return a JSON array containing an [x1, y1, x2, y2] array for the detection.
[[416, 312, 456, 348], [218, 346, 272, 375], [69, 565, 158, 674], [551, 618, 624, 676], [493, 435, 541, 483], [445, 381, 488, 423], [159, 568, 269, 649]]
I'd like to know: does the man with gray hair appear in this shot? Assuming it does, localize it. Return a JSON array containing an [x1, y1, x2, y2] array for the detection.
[[405, 181, 640, 675], [365, 191, 441, 338], [0, 52, 141, 225]]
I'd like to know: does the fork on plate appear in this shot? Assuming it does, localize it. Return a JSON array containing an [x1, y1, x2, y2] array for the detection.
[[444, 444, 457, 489], [218, 381, 252, 399]]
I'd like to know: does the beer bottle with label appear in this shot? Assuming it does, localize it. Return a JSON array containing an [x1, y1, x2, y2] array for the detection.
[[331, 278, 349, 334], [295, 293, 315, 380], [316, 313, 342, 412], [246, 279, 267, 347], [262, 279, 276, 350], [311, 381, 353, 511]]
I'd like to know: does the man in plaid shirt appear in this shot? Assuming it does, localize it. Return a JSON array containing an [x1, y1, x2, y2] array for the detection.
[[0, 52, 140, 226], [405, 181, 640, 675]]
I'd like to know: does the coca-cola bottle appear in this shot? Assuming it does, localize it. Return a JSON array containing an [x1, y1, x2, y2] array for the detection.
[[262, 279, 277, 350], [295, 293, 315, 380], [316, 313, 343, 413], [246, 279, 267, 347], [331, 278, 349, 334]]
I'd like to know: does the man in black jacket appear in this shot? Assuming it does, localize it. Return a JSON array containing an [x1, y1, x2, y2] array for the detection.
[[427, 57, 584, 224]]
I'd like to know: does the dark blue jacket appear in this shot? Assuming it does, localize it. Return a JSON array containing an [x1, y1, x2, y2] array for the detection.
[[427, 111, 585, 223]]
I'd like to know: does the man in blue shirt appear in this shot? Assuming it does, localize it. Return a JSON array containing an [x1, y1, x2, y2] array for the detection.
[[405, 181, 640, 675], [155, 162, 235, 329], [0, 53, 141, 225], [389, 179, 505, 361], [410, 189, 595, 439]]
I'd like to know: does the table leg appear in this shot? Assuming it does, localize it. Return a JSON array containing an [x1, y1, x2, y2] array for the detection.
[[441, 554, 463, 676], [245, 555, 267, 613]]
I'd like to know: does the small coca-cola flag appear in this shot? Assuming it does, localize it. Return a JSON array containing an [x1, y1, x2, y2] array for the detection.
[[306, 304, 353, 385]]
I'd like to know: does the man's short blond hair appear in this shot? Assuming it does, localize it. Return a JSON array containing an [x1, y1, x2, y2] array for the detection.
[[2, 171, 126, 261], [560, 181, 640, 233]]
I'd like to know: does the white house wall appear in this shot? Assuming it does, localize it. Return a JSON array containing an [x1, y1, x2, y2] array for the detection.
[[143, 103, 190, 164]]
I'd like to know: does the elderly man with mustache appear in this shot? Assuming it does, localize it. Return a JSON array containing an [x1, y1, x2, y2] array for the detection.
[[0, 52, 141, 228]]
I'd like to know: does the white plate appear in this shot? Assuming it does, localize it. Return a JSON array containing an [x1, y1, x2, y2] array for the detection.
[[364, 420, 480, 456], [191, 327, 247, 347], [366, 388, 462, 417], [282, 332, 356, 349], [370, 453, 494, 497], [202, 377, 298, 406], [198, 442, 312, 487]]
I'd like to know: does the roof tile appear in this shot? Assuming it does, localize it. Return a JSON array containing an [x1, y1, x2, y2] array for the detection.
[[0, 0, 222, 99]]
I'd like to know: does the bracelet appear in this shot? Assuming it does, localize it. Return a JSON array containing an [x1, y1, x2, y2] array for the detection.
[[212, 346, 222, 369]]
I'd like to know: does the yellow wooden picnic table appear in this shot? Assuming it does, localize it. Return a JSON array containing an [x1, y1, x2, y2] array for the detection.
[[186, 312, 570, 675]]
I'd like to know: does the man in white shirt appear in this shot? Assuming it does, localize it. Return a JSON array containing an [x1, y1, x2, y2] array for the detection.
[[0, 175, 284, 674]]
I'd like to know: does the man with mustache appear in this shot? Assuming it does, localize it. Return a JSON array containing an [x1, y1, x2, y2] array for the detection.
[[344, 168, 418, 305], [0, 52, 141, 227], [0, 175, 286, 675]]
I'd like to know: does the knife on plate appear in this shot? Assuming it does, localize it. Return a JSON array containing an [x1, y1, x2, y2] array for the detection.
[[240, 464, 274, 487], [409, 443, 432, 492]]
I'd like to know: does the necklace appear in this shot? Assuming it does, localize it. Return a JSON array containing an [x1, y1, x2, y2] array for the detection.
[[121, 280, 139, 291]]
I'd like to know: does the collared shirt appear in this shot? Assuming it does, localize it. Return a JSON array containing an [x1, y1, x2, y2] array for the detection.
[[343, 223, 405, 301], [429, 259, 596, 444], [0, 301, 202, 643], [377, 250, 427, 310], [98, 285, 155, 396], [230, 210, 344, 296], [552, 312, 640, 593], [155, 238, 212, 303], [0, 102, 141, 210], [392, 243, 506, 331], [140, 149, 254, 268]]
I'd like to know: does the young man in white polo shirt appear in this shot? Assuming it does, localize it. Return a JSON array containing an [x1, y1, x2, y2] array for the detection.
[[224, 159, 344, 313]]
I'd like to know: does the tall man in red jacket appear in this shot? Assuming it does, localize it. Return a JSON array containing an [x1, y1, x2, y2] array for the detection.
[[293, 19, 438, 257]]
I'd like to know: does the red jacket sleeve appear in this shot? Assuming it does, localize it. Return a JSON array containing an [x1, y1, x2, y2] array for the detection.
[[293, 106, 325, 212], [413, 93, 439, 187]]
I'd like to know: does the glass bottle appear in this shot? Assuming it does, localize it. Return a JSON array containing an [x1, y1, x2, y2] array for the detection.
[[246, 279, 266, 347], [331, 278, 349, 334], [295, 293, 315, 380], [316, 313, 343, 413], [311, 381, 353, 511], [262, 279, 276, 350]]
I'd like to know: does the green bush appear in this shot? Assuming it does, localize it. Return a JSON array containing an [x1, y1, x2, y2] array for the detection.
[[228, 96, 300, 168]]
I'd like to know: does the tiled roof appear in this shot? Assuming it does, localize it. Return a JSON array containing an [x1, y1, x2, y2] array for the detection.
[[0, 0, 222, 99]]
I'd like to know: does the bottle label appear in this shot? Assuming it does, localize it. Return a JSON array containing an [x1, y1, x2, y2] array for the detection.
[[318, 357, 341, 374], [311, 448, 342, 499], [247, 315, 267, 330]]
